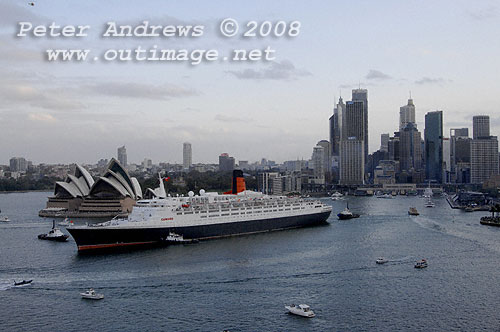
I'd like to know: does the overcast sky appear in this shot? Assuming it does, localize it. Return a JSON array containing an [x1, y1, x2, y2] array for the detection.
[[1, 0, 499, 165]]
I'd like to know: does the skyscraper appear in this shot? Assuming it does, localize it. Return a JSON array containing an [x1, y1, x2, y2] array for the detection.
[[473, 115, 490, 139], [424, 111, 443, 183], [329, 97, 345, 156], [380, 133, 389, 152], [399, 123, 422, 172], [450, 128, 470, 183], [339, 138, 364, 185], [399, 98, 416, 130], [117, 146, 127, 167], [339, 99, 365, 185], [352, 89, 368, 162], [471, 116, 499, 184], [311, 144, 325, 183], [183, 142, 192, 169]]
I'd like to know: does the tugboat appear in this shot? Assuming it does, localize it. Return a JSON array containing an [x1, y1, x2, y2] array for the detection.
[[408, 207, 419, 216], [337, 203, 360, 220], [38, 220, 69, 242], [414, 259, 428, 269], [285, 304, 315, 318]]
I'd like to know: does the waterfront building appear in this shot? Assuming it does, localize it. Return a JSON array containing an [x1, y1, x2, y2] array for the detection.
[[219, 153, 235, 172], [117, 146, 127, 167], [352, 89, 368, 163], [183, 142, 192, 169], [450, 128, 470, 182], [399, 98, 416, 130], [424, 111, 443, 183], [471, 137, 499, 184], [473, 115, 490, 139]]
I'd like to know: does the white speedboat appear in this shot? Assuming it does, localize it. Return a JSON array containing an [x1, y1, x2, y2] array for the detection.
[[80, 288, 104, 300], [0, 216, 10, 222], [376, 257, 388, 264], [414, 259, 428, 269], [331, 192, 343, 201], [285, 304, 315, 318], [376, 193, 393, 199], [425, 199, 435, 208]]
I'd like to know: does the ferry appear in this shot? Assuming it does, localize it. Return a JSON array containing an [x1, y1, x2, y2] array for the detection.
[[67, 171, 332, 251]]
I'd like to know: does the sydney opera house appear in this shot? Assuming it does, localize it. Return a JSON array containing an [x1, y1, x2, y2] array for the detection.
[[39, 159, 143, 218]]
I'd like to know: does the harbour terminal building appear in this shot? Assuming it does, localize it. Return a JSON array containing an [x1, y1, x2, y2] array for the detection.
[[39, 159, 143, 218]]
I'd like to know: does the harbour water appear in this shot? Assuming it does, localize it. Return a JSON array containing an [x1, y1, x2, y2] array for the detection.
[[1, 192, 499, 331]]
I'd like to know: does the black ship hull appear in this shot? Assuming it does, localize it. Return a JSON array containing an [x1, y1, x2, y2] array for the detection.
[[67, 211, 331, 251]]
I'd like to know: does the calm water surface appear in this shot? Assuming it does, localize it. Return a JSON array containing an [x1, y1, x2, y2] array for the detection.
[[0, 192, 499, 331]]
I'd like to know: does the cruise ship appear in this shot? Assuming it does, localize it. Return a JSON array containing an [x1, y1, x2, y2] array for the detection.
[[67, 171, 332, 251]]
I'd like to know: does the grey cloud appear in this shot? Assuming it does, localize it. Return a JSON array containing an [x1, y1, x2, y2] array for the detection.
[[366, 70, 392, 80], [226, 60, 311, 81], [467, 6, 498, 20], [415, 77, 451, 85], [214, 114, 250, 123], [84, 82, 199, 100]]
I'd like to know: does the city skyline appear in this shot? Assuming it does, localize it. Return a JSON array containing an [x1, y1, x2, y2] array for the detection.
[[1, 0, 500, 165]]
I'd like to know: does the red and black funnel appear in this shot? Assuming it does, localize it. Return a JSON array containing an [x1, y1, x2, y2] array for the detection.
[[224, 169, 246, 194]]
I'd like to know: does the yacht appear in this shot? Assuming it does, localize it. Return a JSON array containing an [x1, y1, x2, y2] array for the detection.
[[80, 288, 104, 300], [0, 216, 10, 222], [414, 259, 428, 269], [38, 220, 69, 242], [285, 304, 315, 318]]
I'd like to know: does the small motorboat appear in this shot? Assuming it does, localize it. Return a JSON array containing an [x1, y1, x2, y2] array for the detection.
[[58, 218, 73, 227], [425, 199, 435, 208], [331, 192, 343, 201], [0, 216, 10, 222], [80, 288, 104, 300], [376, 193, 393, 199], [285, 304, 315, 318], [376, 257, 389, 264], [163, 232, 199, 244], [337, 203, 360, 220], [14, 279, 33, 287], [38, 220, 69, 242], [414, 259, 428, 269], [408, 207, 419, 216]]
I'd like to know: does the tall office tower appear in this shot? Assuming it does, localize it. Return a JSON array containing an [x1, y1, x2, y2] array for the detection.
[[117, 146, 127, 167], [218, 153, 235, 172], [443, 138, 451, 183], [339, 138, 365, 185], [388, 136, 400, 162], [316, 140, 331, 176], [380, 133, 390, 152], [183, 142, 192, 169], [352, 89, 368, 162], [399, 98, 416, 130], [450, 128, 470, 182], [424, 111, 443, 183], [473, 115, 490, 139], [311, 145, 326, 182], [329, 97, 345, 156], [343, 101, 365, 140], [471, 116, 499, 183], [399, 123, 422, 172]]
